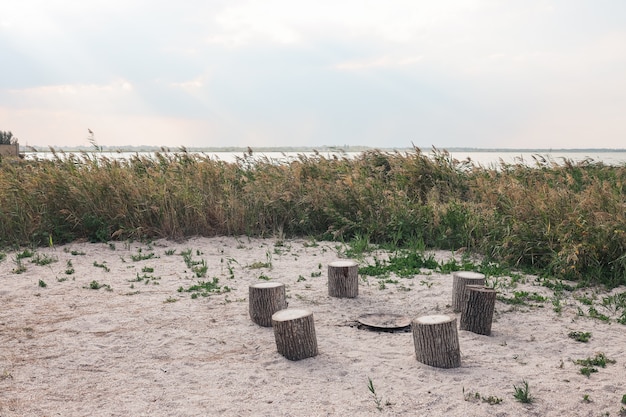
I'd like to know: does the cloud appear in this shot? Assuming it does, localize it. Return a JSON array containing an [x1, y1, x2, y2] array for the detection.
[[169, 76, 207, 93], [7, 80, 135, 111], [334, 55, 423, 71]]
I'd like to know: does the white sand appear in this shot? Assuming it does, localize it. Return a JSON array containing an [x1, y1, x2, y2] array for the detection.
[[1, 237, 625, 416]]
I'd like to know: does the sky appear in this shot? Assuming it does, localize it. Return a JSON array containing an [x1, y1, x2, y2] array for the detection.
[[1, 0, 625, 150]]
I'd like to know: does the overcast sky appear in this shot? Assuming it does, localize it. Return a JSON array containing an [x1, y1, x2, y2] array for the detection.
[[1, 1, 625, 149]]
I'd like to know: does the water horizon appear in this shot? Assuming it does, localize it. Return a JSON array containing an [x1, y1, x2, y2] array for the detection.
[[22, 147, 626, 167]]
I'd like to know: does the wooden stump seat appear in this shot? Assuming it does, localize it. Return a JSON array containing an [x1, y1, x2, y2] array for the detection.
[[272, 308, 318, 361], [412, 315, 461, 368], [249, 282, 287, 327], [451, 271, 486, 312], [460, 285, 496, 336], [328, 260, 359, 298]]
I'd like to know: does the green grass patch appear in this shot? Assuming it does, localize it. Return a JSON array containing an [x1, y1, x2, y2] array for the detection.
[[177, 278, 230, 298]]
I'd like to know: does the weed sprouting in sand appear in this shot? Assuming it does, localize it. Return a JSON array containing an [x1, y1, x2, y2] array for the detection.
[[180, 249, 208, 277], [130, 248, 157, 262], [93, 261, 110, 272], [16, 249, 34, 260], [575, 353, 616, 377], [568, 331, 591, 343], [12, 258, 27, 274], [513, 380, 533, 404], [463, 387, 503, 405], [86, 280, 111, 291], [30, 253, 57, 266], [367, 377, 383, 411], [177, 278, 230, 298]]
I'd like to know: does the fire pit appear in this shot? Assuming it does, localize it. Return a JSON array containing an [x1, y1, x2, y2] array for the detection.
[[357, 313, 412, 332]]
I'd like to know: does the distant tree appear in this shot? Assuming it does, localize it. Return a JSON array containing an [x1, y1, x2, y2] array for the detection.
[[0, 131, 17, 145]]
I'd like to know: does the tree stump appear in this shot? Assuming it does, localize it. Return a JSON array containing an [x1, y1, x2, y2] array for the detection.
[[249, 282, 288, 327], [460, 285, 496, 336], [412, 315, 461, 368], [272, 309, 318, 361], [451, 271, 485, 312], [328, 260, 358, 298]]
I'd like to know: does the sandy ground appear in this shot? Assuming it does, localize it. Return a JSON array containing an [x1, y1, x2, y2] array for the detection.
[[1, 236, 625, 417]]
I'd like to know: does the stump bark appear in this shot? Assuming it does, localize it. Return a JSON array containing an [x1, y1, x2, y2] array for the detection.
[[272, 309, 318, 361], [249, 282, 288, 327], [460, 285, 496, 336], [328, 260, 358, 298], [451, 271, 486, 312], [412, 315, 461, 368]]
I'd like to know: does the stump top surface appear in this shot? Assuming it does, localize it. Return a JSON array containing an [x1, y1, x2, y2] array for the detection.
[[357, 313, 411, 330], [414, 314, 454, 325], [452, 271, 485, 279], [465, 284, 495, 293], [272, 308, 312, 322], [329, 260, 358, 268], [250, 282, 284, 289]]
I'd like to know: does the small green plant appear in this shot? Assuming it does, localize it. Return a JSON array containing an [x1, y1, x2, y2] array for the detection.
[[38, 279, 47, 288], [588, 306, 610, 322], [575, 352, 616, 377], [164, 296, 178, 303], [310, 271, 322, 277], [602, 292, 626, 314], [574, 294, 594, 306], [0, 253, 5, 263], [164, 249, 176, 256], [621, 394, 626, 405], [498, 291, 547, 306], [130, 248, 156, 262], [130, 272, 161, 285], [582, 394, 591, 403], [70, 250, 86, 256], [463, 388, 503, 405], [297, 275, 306, 282], [65, 260, 75, 275], [580, 367, 597, 377], [93, 261, 110, 272], [142, 266, 154, 273], [192, 260, 208, 278], [513, 380, 533, 404], [258, 274, 271, 281], [30, 253, 57, 266], [87, 280, 111, 290], [568, 331, 591, 343], [12, 258, 27, 274], [367, 377, 383, 411], [249, 260, 271, 269], [16, 249, 34, 260], [177, 278, 230, 298]]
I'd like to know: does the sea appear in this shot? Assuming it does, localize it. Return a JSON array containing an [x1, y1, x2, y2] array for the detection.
[[22, 150, 626, 167]]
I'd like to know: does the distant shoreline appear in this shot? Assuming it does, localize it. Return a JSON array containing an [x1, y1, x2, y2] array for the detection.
[[20, 145, 626, 153]]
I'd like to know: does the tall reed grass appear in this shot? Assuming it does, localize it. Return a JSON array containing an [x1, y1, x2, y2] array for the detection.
[[1, 148, 625, 286]]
